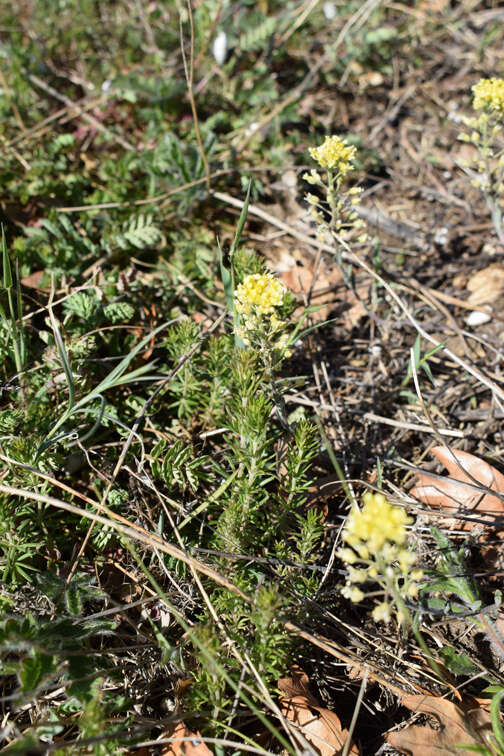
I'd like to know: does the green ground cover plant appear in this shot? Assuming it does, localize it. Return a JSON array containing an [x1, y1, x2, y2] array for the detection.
[[2, 1, 504, 754]]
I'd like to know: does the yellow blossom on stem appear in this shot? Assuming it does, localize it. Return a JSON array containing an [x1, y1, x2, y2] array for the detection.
[[372, 602, 392, 623], [344, 491, 412, 553], [309, 135, 356, 174], [233, 272, 292, 360], [342, 586, 365, 603], [472, 77, 504, 114], [234, 273, 286, 316], [338, 490, 423, 625]]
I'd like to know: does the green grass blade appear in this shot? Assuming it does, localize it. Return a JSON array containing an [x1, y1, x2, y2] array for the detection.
[[1, 225, 12, 289], [50, 314, 75, 412]]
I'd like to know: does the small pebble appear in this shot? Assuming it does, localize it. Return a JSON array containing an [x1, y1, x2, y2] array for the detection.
[[465, 309, 492, 326]]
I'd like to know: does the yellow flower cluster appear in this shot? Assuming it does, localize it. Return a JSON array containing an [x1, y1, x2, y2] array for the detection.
[[338, 491, 423, 623], [234, 273, 286, 316], [472, 77, 504, 113], [234, 273, 291, 358], [458, 79, 504, 247], [344, 491, 411, 555], [309, 135, 356, 175]]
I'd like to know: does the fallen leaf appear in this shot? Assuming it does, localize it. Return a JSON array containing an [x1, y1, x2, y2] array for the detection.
[[466, 264, 504, 307], [387, 695, 496, 755], [160, 722, 212, 756], [272, 246, 339, 323], [410, 446, 504, 523], [278, 666, 358, 756], [20, 270, 46, 290]]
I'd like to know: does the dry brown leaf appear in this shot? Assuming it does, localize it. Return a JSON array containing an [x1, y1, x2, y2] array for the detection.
[[20, 270, 46, 290], [160, 722, 212, 756], [410, 446, 504, 522], [466, 264, 504, 306], [278, 666, 358, 756], [272, 246, 339, 323], [387, 695, 495, 755]]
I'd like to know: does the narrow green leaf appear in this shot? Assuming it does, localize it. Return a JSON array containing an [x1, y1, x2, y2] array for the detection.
[[438, 647, 479, 677], [413, 333, 421, 366], [65, 582, 83, 616], [1, 225, 12, 289], [229, 180, 252, 258], [490, 688, 504, 752], [217, 238, 234, 313], [51, 316, 75, 411]]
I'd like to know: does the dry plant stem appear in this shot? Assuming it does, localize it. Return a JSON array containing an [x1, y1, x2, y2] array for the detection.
[[342, 669, 368, 756], [56, 169, 232, 213], [3, 94, 110, 150], [114, 737, 273, 756], [286, 394, 464, 437], [67, 311, 227, 583], [2, 480, 422, 699], [0, 483, 251, 601], [279, 0, 321, 44], [180, 0, 210, 193]]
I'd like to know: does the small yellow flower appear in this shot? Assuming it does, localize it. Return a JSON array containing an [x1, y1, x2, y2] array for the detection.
[[234, 273, 286, 316], [407, 583, 419, 599], [343, 492, 412, 554], [348, 567, 367, 584], [398, 549, 417, 572], [342, 586, 365, 603], [372, 602, 392, 623], [309, 135, 356, 174], [472, 78, 504, 114], [337, 547, 357, 564]]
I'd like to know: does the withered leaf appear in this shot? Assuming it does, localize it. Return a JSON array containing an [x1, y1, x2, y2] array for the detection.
[[278, 666, 358, 756], [410, 446, 504, 522], [387, 695, 496, 755], [160, 722, 212, 756]]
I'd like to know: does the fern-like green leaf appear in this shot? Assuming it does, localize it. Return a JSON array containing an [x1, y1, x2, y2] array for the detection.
[[114, 214, 163, 250], [239, 16, 276, 52]]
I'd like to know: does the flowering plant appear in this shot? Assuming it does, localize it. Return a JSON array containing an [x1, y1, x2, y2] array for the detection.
[[304, 134, 366, 244], [234, 272, 292, 360], [458, 77, 504, 248], [338, 491, 423, 624]]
